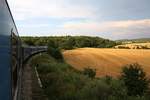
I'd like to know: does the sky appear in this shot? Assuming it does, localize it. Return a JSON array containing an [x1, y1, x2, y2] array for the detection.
[[7, 0, 150, 40]]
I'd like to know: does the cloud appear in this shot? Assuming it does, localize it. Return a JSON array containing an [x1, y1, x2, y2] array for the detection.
[[7, 0, 150, 39], [63, 19, 150, 35], [8, 0, 95, 20]]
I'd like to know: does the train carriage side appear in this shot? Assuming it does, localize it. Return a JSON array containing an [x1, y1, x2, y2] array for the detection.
[[0, 0, 22, 100]]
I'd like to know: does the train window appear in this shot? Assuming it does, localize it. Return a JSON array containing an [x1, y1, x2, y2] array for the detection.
[[11, 30, 19, 97]]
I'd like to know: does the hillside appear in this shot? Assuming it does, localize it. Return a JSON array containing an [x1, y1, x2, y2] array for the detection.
[[63, 48, 150, 77], [116, 38, 150, 44], [21, 36, 117, 49]]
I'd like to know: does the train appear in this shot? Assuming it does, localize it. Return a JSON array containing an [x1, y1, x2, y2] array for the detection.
[[0, 1, 48, 100], [0, 0, 22, 100]]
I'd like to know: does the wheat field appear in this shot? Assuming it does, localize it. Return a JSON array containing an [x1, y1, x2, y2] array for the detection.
[[63, 48, 150, 77]]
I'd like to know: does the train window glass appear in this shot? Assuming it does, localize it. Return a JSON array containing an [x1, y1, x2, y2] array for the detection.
[[0, 0, 21, 99], [11, 30, 19, 97]]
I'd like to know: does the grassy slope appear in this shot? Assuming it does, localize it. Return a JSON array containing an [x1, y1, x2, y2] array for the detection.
[[30, 53, 150, 100], [63, 48, 150, 77]]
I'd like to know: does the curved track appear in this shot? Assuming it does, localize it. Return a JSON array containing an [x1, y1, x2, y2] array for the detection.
[[21, 54, 48, 100]]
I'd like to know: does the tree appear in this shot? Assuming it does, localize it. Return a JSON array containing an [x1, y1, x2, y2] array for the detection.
[[62, 37, 75, 50], [47, 43, 63, 61], [48, 39, 57, 48], [80, 38, 91, 47], [22, 37, 35, 45], [121, 63, 149, 96]]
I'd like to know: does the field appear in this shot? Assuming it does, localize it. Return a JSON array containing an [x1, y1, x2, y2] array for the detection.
[[114, 42, 150, 49], [63, 48, 150, 77]]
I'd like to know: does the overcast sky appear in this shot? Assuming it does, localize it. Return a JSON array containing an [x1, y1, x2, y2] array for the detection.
[[8, 0, 150, 40]]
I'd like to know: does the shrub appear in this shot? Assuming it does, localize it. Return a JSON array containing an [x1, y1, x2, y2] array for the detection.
[[121, 63, 150, 96], [117, 45, 130, 49], [83, 67, 96, 79], [108, 79, 128, 100], [78, 80, 112, 100], [104, 75, 113, 85]]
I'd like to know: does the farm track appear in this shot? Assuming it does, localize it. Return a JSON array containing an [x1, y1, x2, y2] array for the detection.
[[63, 48, 150, 77]]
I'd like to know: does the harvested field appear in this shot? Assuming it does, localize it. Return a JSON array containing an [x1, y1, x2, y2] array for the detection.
[[63, 48, 150, 77], [114, 43, 150, 49]]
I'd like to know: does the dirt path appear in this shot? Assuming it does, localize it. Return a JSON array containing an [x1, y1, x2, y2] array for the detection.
[[21, 60, 48, 100]]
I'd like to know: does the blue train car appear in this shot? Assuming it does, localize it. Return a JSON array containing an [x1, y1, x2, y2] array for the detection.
[[0, 0, 22, 100]]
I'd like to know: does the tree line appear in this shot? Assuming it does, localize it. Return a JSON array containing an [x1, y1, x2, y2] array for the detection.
[[21, 36, 118, 49]]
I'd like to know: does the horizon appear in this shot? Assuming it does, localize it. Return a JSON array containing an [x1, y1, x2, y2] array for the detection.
[[21, 35, 150, 41], [8, 0, 150, 40]]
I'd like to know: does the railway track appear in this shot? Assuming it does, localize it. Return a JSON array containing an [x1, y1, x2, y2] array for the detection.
[[21, 60, 48, 100]]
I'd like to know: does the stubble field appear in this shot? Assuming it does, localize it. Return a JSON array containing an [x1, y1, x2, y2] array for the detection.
[[63, 48, 150, 77]]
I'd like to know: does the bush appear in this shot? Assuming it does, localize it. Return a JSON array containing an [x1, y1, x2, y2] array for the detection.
[[121, 63, 150, 96], [83, 67, 96, 79], [104, 75, 113, 85], [117, 45, 130, 49], [78, 80, 112, 100]]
